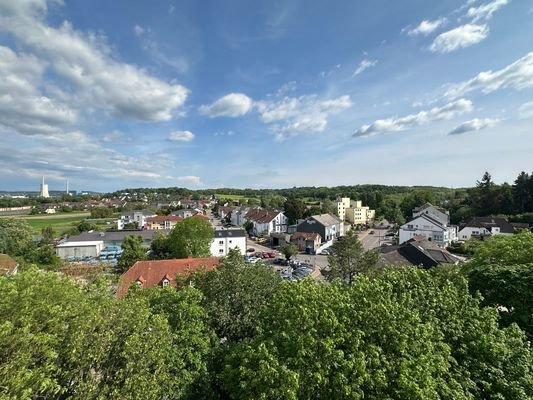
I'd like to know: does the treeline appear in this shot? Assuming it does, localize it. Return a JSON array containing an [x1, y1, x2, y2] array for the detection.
[[1, 234, 532, 399]]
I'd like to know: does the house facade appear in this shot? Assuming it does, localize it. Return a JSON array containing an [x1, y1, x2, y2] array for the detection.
[[210, 228, 247, 257], [146, 215, 182, 230], [117, 210, 157, 230], [290, 232, 322, 252], [337, 198, 375, 225], [297, 214, 342, 242], [399, 214, 454, 247], [458, 217, 514, 241], [245, 208, 288, 236], [412, 203, 450, 226]]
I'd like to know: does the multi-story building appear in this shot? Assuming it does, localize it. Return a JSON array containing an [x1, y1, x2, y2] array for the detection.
[[117, 210, 157, 230], [245, 208, 288, 236], [337, 198, 375, 225], [146, 215, 182, 230], [210, 228, 247, 257], [399, 203, 458, 247]]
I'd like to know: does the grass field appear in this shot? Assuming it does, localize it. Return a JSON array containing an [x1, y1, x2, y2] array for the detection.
[[0, 212, 91, 235]]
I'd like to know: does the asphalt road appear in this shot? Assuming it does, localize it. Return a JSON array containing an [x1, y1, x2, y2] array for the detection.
[[358, 228, 393, 250]]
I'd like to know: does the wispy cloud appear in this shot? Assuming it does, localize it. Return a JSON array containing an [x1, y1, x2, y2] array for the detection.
[[445, 52, 533, 98], [518, 101, 533, 119], [168, 130, 195, 142], [467, 0, 510, 23], [353, 59, 377, 76], [448, 117, 499, 135], [405, 18, 447, 36], [429, 24, 488, 53], [353, 99, 474, 137], [199, 93, 253, 118]]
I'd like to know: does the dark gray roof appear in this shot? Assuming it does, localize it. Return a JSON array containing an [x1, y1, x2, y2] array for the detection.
[[379, 239, 459, 268], [64, 230, 170, 243], [460, 217, 514, 234], [310, 214, 341, 227], [406, 213, 446, 229], [214, 229, 246, 238]]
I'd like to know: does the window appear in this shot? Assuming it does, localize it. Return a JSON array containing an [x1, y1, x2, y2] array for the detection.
[[219, 249, 224, 254], [229, 240, 232, 244], [162, 279, 169, 288], [407, 224, 414, 229], [219, 240, 224, 245]]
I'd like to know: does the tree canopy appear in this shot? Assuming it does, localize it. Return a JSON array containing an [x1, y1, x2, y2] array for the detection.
[[0, 218, 34, 257], [167, 217, 214, 258], [117, 235, 147, 273]]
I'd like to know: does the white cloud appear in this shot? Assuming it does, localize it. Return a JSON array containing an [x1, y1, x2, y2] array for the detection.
[[0, 0, 189, 122], [467, 0, 509, 23], [0, 45, 77, 136], [448, 117, 499, 135], [445, 52, 533, 98], [353, 59, 377, 76], [353, 98, 474, 137], [429, 24, 488, 53], [168, 130, 195, 142], [176, 175, 203, 186], [199, 93, 253, 117], [518, 102, 533, 119], [406, 18, 447, 36], [133, 24, 144, 36], [256, 94, 352, 139]]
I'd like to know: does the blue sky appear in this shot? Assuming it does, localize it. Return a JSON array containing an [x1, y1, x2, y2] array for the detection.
[[0, 0, 532, 192]]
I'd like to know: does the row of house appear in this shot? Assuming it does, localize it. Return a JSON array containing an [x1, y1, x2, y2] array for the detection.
[[399, 203, 515, 248], [117, 209, 208, 230], [55, 227, 246, 259]]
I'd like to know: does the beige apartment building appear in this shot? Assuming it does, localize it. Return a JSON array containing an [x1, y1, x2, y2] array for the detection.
[[336, 198, 375, 225]]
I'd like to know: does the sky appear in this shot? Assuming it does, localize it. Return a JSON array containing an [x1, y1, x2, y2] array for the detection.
[[0, 0, 532, 193]]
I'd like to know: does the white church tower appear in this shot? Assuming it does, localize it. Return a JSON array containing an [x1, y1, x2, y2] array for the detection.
[[39, 176, 50, 198]]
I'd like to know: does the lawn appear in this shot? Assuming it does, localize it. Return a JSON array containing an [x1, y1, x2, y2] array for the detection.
[[1, 212, 91, 235]]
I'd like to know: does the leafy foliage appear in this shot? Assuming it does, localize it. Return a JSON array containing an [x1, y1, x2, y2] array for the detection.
[[117, 235, 146, 273], [325, 230, 379, 285], [279, 243, 298, 260], [167, 217, 214, 258], [0, 218, 34, 257], [199, 250, 282, 342], [221, 270, 533, 399]]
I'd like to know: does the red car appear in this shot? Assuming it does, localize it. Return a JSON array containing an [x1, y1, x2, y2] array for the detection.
[[262, 252, 273, 258]]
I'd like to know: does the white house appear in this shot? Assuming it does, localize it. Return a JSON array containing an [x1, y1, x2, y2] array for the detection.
[[458, 217, 514, 241], [210, 228, 247, 257], [230, 207, 250, 226], [117, 210, 157, 230], [245, 208, 288, 236], [399, 214, 454, 247], [412, 203, 450, 226]]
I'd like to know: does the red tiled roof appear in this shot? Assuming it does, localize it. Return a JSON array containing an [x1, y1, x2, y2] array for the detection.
[[116, 257, 220, 297], [291, 232, 321, 241], [245, 208, 282, 224], [146, 215, 183, 223], [0, 254, 18, 276], [191, 213, 209, 220]]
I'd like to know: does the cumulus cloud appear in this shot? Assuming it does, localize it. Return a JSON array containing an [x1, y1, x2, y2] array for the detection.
[[429, 24, 488, 53], [448, 118, 499, 135], [353, 98, 473, 137], [256, 94, 352, 139], [467, 0, 510, 23], [0, 0, 189, 122], [406, 18, 447, 36], [445, 52, 533, 98], [168, 130, 195, 142], [353, 59, 377, 76], [199, 93, 253, 117], [518, 102, 533, 119], [176, 175, 203, 186], [0, 45, 76, 136]]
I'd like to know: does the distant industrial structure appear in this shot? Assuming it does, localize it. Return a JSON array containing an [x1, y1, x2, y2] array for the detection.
[[39, 176, 50, 198]]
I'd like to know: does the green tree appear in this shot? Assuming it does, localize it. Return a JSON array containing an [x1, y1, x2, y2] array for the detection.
[[279, 243, 298, 261], [325, 230, 379, 285], [221, 270, 533, 400], [40, 226, 54, 245], [399, 191, 435, 219], [77, 219, 97, 233], [167, 217, 214, 258], [0, 269, 177, 400], [321, 198, 336, 215], [471, 171, 500, 215], [117, 235, 146, 273], [513, 171, 531, 213], [284, 196, 307, 225], [0, 218, 34, 257], [466, 232, 533, 338], [200, 250, 282, 341], [90, 206, 113, 219], [149, 232, 173, 259]]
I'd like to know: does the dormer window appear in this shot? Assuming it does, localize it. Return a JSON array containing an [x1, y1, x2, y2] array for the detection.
[[162, 279, 169, 287]]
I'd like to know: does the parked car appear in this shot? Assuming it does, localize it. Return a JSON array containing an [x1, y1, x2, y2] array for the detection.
[[246, 248, 255, 253]]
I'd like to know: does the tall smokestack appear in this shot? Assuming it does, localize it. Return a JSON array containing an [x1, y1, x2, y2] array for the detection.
[[66, 179, 69, 195]]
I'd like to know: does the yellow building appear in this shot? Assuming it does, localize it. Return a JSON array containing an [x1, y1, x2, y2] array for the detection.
[[337, 198, 375, 225]]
